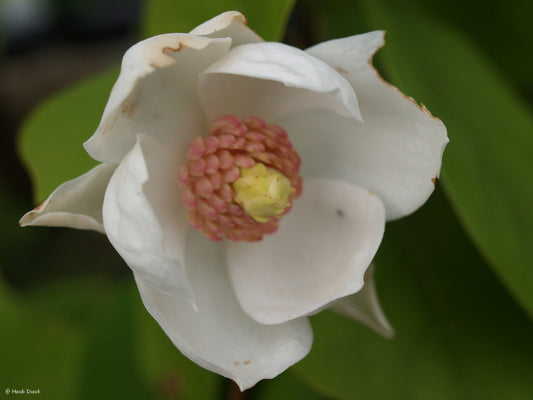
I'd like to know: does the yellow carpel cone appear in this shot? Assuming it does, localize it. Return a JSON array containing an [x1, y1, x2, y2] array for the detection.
[[232, 163, 295, 223]]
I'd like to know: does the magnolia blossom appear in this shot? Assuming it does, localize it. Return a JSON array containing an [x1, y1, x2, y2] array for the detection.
[[20, 11, 447, 389]]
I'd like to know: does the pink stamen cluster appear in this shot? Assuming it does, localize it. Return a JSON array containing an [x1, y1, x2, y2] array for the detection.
[[178, 115, 302, 242]]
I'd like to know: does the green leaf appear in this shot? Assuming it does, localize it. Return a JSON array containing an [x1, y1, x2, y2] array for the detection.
[[0, 277, 156, 400], [304, 0, 533, 89], [18, 67, 118, 203], [23, 277, 121, 331], [77, 284, 154, 400], [396, 0, 533, 88], [143, 0, 296, 41], [255, 371, 332, 400], [0, 278, 85, 400], [358, 1, 533, 319], [294, 188, 533, 400]]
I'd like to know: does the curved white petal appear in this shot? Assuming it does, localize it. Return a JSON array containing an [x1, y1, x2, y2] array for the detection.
[[330, 264, 394, 338], [199, 42, 361, 123], [84, 34, 232, 164], [190, 11, 263, 47], [103, 134, 194, 305], [302, 31, 448, 220], [135, 230, 313, 391], [226, 178, 385, 325], [19, 163, 116, 233]]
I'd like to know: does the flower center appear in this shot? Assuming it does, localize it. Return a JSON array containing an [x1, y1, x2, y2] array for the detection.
[[178, 115, 302, 242], [233, 163, 295, 223]]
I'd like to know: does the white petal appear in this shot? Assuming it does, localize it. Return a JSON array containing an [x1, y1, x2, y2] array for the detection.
[[199, 42, 361, 123], [103, 134, 194, 305], [330, 264, 394, 338], [303, 31, 448, 220], [189, 11, 263, 46], [135, 230, 313, 390], [226, 178, 386, 325], [19, 163, 116, 233], [84, 34, 232, 164]]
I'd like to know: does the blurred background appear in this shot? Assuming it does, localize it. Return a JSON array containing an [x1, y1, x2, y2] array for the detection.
[[1, 0, 532, 399]]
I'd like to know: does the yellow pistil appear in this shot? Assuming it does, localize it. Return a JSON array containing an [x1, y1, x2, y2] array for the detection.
[[232, 163, 295, 223]]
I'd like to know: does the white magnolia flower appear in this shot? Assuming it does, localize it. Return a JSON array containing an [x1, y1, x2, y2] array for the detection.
[[20, 11, 448, 389]]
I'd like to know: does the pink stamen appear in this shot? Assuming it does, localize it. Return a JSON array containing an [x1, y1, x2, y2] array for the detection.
[[234, 154, 255, 169], [178, 115, 302, 242], [230, 137, 246, 150], [208, 173, 223, 190], [197, 199, 218, 220], [245, 131, 266, 142], [217, 184, 234, 202], [218, 134, 236, 148], [204, 136, 220, 153], [222, 167, 240, 183], [186, 137, 205, 160], [194, 176, 214, 198], [204, 154, 220, 174], [181, 188, 196, 210], [244, 141, 265, 153], [218, 150, 234, 169], [187, 210, 203, 229], [189, 159, 206, 177], [208, 194, 228, 213], [177, 165, 190, 188]]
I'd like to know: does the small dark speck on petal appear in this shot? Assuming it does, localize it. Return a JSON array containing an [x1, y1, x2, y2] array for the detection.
[[336, 209, 344, 218], [233, 361, 240, 366], [243, 360, 251, 365]]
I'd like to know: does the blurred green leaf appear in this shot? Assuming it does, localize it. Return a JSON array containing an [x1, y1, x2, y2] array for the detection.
[[143, 0, 296, 41], [0, 175, 48, 278], [18, 68, 118, 203], [294, 188, 533, 400], [0, 277, 85, 400], [24, 277, 122, 334], [134, 287, 222, 400], [255, 370, 331, 400], [77, 283, 154, 400], [300, 0, 371, 42], [303, 0, 533, 90], [399, 0, 533, 89], [358, 0, 533, 320]]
